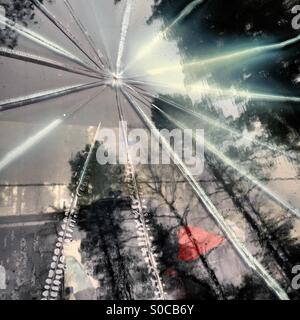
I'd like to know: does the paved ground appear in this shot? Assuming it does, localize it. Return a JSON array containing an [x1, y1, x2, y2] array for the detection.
[[0, 213, 62, 300]]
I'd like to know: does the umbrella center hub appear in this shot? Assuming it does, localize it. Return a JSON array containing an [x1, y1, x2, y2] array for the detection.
[[110, 73, 123, 88]]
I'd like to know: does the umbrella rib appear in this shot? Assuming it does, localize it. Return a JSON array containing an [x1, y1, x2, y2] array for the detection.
[[114, 86, 166, 299], [121, 86, 289, 301], [30, 0, 103, 71], [0, 81, 105, 112], [127, 83, 297, 161], [126, 83, 300, 219], [0, 47, 106, 81], [0, 87, 106, 175], [63, 0, 106, 68], [0, 14, 97, 73], [91, 0, 113, 70]]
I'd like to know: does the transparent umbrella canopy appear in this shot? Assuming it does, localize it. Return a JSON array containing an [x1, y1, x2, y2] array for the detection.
[[0, 0, 299, 300]]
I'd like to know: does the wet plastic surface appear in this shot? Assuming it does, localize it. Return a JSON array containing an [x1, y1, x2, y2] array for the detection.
[[0, 0, 300, 300]]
